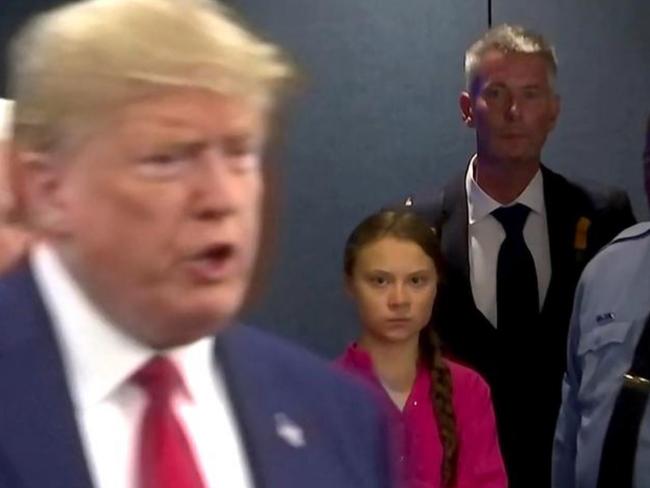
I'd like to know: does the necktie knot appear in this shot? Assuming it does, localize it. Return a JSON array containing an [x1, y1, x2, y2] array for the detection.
[[492, 203, 531, 236], [132, 356, 184, 400]]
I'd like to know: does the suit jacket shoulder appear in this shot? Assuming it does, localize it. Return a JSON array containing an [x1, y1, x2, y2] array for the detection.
[[0, 263, 94, 488], [215, 325, 395, 488], [541, 166, 633, 217], [397, 169, 466, 237], [540, 166, 636, 258], [218, 324, 386, 418], [397, 165, 635, 258]]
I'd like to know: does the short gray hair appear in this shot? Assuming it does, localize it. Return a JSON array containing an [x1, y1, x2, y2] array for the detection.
[[464, 24, 558, 92], [8, 0, 296, 151]]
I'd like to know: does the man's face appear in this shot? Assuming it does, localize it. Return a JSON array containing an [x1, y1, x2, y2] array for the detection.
[[35, 88, 268, 347], [461, 51, 559, 166]]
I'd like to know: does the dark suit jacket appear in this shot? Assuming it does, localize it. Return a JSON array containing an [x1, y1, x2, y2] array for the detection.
[[405, 164, 635, 487], [0, 263, 393, 488]]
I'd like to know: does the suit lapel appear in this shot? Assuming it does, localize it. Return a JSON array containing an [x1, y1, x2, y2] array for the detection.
[[215, 327, 302, 488], [213, 329, 267, 488], [540, 166, 580, 315], [439, 172, 471, 289], [440, 172, 501, 328], [0, 265, 94, 488]]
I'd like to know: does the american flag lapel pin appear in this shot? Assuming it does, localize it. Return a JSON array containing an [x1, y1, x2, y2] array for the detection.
[[274, 412, 306, 448]]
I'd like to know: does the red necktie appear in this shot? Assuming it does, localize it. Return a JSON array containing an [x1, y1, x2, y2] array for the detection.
[[133, 356, 207, 488]]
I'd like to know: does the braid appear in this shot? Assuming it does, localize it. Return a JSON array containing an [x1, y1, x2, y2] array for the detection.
[[421, 326, 459, 487]]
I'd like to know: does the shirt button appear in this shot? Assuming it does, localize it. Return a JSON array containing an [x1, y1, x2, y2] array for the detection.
[[413, 401, 418, 406]]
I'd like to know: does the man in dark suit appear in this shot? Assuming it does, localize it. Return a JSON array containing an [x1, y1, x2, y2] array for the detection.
[[405, 24, 635, 488], [0, 1, 393, 487]]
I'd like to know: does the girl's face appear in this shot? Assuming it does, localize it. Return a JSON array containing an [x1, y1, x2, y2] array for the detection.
[[347, 236, 438, 345]]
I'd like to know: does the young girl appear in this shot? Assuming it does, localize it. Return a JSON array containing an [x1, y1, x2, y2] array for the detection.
[[337, 210, 507, 488]]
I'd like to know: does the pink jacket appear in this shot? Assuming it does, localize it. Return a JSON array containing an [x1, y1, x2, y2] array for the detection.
[[336, 344, 507, 488]]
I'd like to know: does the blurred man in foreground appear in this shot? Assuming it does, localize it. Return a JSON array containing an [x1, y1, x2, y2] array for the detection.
[[0, 1, 393, 487]]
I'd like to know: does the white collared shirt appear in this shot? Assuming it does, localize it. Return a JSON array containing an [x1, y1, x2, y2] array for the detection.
[[31, 243, 252, 488], [465, 156, 551, 327]]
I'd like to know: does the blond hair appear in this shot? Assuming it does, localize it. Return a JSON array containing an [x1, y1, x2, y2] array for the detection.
[[464, 23, 557, 92], [8, 0, 295, 150]]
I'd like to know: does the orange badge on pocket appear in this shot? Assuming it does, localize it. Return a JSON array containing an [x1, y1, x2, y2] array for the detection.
[[574, 216, 591, 251]]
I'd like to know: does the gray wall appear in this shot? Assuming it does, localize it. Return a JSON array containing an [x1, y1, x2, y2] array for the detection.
[[2, 1, 648, 358], [0, 0, 62, 92], [233, 1, 650, 358], [232, 0, 487, 356]]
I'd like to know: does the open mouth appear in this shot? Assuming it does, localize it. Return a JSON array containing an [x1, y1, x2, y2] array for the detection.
[[199, 244, 234, 262], [187, 243, 236, 282]]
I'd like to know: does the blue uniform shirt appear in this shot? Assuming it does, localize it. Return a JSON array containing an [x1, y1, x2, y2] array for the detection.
[[553, 223, 650, 488]]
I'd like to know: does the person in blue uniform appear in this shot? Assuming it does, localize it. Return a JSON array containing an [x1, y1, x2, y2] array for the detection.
[[553, 222, 650, 488]]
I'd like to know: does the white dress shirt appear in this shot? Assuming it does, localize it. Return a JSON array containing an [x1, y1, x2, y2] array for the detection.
[[465, 156, 551, 328], [31, 243, 252, 488]]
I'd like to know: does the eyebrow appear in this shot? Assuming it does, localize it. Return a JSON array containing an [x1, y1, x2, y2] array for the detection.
[[143, 132, 261, 152], [364, 268, 431, 275], [152, 140, 207, 154], [365, 269, 392, 274], [483, 82, 506, 89]]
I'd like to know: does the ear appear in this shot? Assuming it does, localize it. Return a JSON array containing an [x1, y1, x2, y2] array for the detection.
[[17, 149, 71, 236], [459, 91, 475, 128]]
